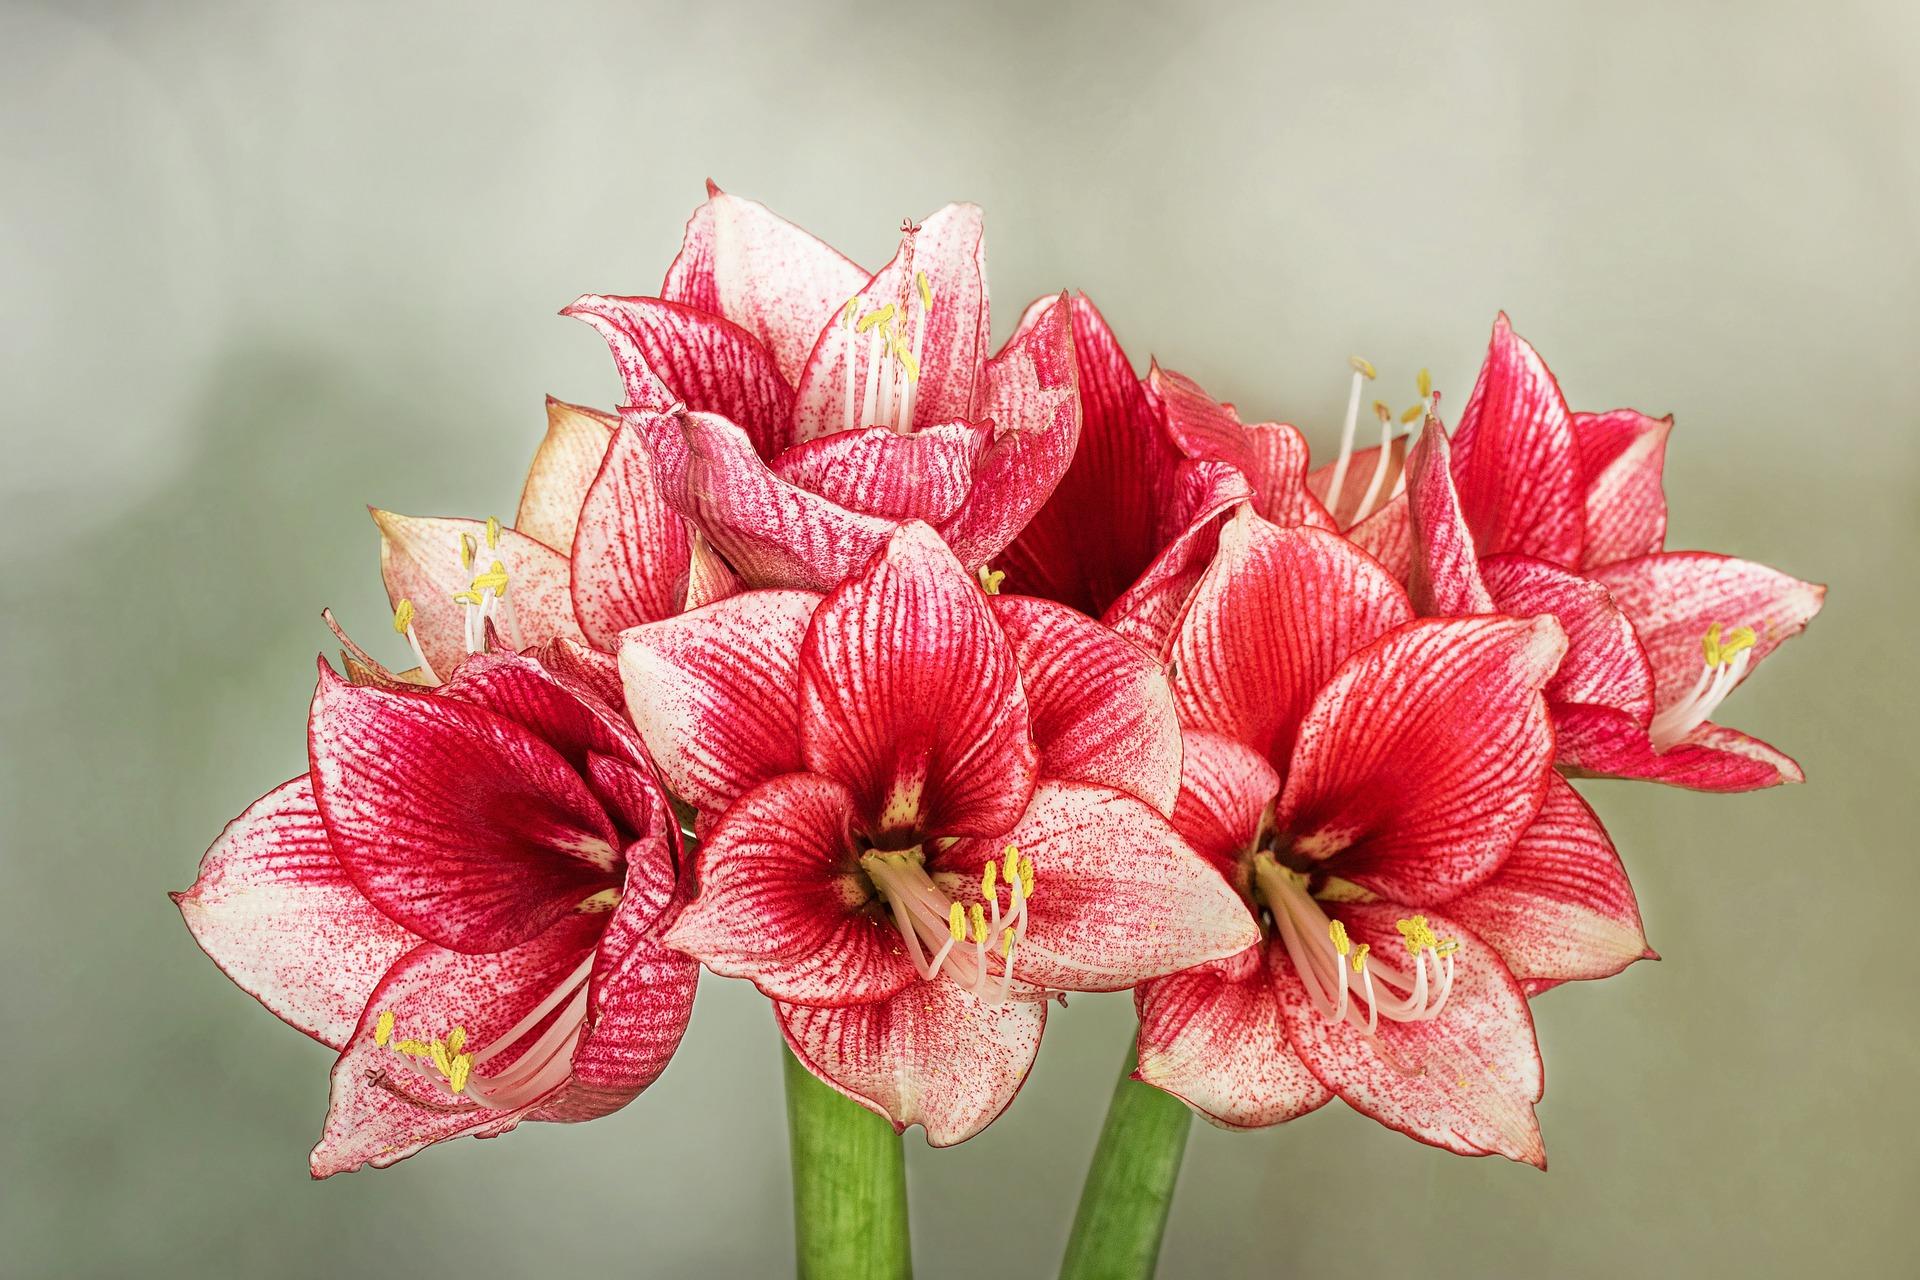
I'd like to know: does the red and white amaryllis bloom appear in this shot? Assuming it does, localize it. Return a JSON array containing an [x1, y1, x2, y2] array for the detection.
[[619, 522, 1255, 1144], [1133, 508, 1652, 1164], [564, 185, 1080, 592], [1395, 317, 1824, 791], [360, 397, 737, 688], [174, 646, 697, 1175]]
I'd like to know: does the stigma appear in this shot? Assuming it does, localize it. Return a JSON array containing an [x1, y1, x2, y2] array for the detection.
[[1649, 622, 1758, 749], [841, 223, 936, 435], [862, 844, 1036, 1005], [1253, 854, 1457, 1050]]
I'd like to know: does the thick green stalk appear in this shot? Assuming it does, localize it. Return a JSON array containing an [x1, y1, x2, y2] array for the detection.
[[783, 1047, 913, 1279], [1059, 1045, 1193, 1280]]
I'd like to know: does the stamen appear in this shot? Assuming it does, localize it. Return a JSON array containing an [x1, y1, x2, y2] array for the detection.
[[1649, 621, 1758, 749], [1326, 357, 1377, 523], [861, 846, 1037, 1005], [841, 296, 861, 433], [1353, 401, 1396, 524], [977, 564, 1006, 595]]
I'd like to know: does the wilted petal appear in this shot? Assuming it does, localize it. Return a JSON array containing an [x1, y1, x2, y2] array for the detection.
[[1135, 944, 1330, 1129], [937, 782, 1258, 992], [798, 524, 1036, 839], [1276, 906, 1546, 1167], [570, 422, 694, 649], [516, 398, 615, 555], [1444, 776, 1652, 985], [661, 183, 869, 385], [564, 294, 795, 459], [173, 777, 414, 1051], [1277, 616, 1565, 904], [793, 203, 989, 439], [1171, 510, 1413, 770], [373, 510, 583, 678], [991, 594, 1181, 815], [664, 773, 918, 1006], [308, 666, 620, 953], [619, 589, 818, 820], [777, 979, 1046, 1147], [773, 420, 992, 523], [1574, 409, 1670, 568]]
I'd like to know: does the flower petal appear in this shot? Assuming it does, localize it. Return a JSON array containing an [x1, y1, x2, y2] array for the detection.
[[1275, 905, 1546, 1167], [516, 397, 615, 555], [937, 782, 1259, 993], [1443, 776, 1652, 985], [309, 911, 603, 1176], [1403, 425, 1495, 615], [1554, 705, 1805, 791], [1277, 615, 1565, 904], [569, 422, 694, 648], [1155, 363, 1335, 529], [798, 524, 1036, 839], [937, 291, 1083, 572], [1170, 509, 1413, 770], [1478, 553, 1655, 724], [563, 295, 795, 459], [1170, 729, 1279, 879], [671, 410, 900, 590], [619, 589, 819, 821], [990, 594, 1181, 815], [1345, 492, 1412, 582], [793, 203, 989, 440], [1097, 458, 1252, 652], [776, 980, 1046, 1147], [1308, 440, 1406, 530], [308, 665, 620, 953], [664, 773, 918, 1006], [173, 777, 414, 1051], [372, 510, 583, 678], [1574, 409, 1670, 568], [661, 183, 869, 386], [1134, 944, 1331, 1129], [1589, 552, 1825, 711], [772, 420, 992, 523], [1449, 314, 1585, 565]]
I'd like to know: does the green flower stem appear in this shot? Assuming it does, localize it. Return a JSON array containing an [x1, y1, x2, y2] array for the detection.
[[783, 1046, 913, 1279], [1059, 1044, 1193, 1280]]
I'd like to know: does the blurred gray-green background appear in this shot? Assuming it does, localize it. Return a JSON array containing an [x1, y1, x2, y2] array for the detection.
[[3, 1, 1915, 1275]]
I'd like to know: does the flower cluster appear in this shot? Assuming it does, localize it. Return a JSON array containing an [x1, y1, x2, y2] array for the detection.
[[175, 185, 1822, 1174]]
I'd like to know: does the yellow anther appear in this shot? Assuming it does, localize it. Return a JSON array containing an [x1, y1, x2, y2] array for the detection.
[[1372, 399, 1391, 421], [394, 1038, 434, 1058], [460, 533, 478, 570], [1350, 942, 1370, 973], [890, 330, 921, 380], [843, 296, 861, 327], [1349, 356, 1377, 379], [1396, 914, 1440, 955], [1703, 622, 1758, 667], [982, 860, 998, 900], [1000, 928, 1014, 958], [1328, 919, 1352, 956], [450, 589, 483, 606], [429, 1039, 452, 1077], [446, 1026, 467, 1056], [470, 561, 510, 597], [1417, 367, 1433, 399], [374, 1010, 395, 1047], [949, 901, 966, 942], [1018, 857, 1035, 898], [856, 304, 895, 333], [485, 516, 500, 549], [977, 565, 1006, 595], [1003, 844, 1020, 884], [391, 601, 414, 636], [969, 903, 987, 944], [1399, 403, 1425, 425], [447, 1054, 472, 1094], [1435, 938, 1461, 958], [915, 270, 933, 312]]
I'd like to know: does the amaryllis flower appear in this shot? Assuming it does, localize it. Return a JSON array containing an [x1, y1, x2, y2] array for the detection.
[[173, 645, 698, 1175], [563, 185, 1080, 592], [1397, 317, 1824, 791], [359, 397, 736, 687], [1132, 508, 1652, 1164], [618, 522, 1254, 1143]]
